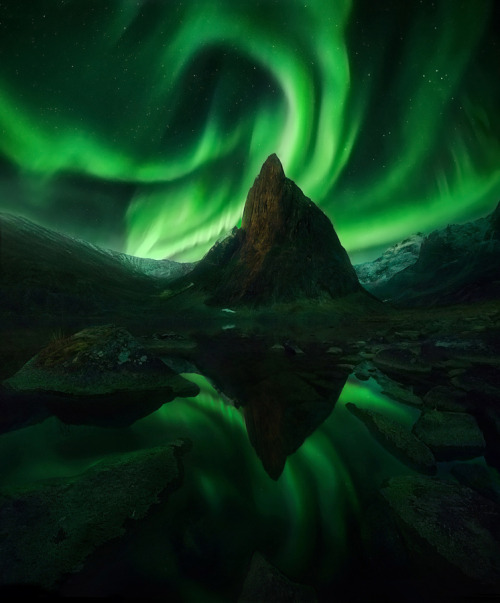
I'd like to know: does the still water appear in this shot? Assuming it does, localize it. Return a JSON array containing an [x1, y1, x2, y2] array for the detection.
[[0, 373, 421, 599]]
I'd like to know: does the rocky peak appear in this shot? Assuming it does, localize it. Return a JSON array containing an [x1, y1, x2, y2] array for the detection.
[[191, 154, 363, 305], [241, 154, 294, 253], [242, 155, 285, 223], [489, 200, 500, 239]]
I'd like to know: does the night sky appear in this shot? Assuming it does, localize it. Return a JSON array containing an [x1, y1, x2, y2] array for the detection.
[[0, 0, 499, 262]]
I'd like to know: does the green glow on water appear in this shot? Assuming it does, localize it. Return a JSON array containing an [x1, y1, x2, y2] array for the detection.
[[340, 378, 419, 427], [0, 371, 431, 595], [0, 1, 497, 260]]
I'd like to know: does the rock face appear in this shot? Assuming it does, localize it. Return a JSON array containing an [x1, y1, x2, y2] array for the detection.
[[412, 410, 486, 461], [192, 154, 362, 305], [355, 201, 500, 306], [346, 403, 436, 474], [2, 325, 199, 427], [238, 552, 317, 603], [0, 441, 190, 590], [381, 475, 500, 586], [355, 233, 424, 294]]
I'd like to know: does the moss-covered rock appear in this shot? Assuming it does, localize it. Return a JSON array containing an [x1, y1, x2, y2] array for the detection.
[[412, 410, 485, 461], [4, 325, 197, 396], [0, 440, 190, 590], [346, 403, 436, 474], [373, 347, 431, 375], [381, 475, 500, 586], [238, 552, 317, 603], [2, 325, 199, 427]]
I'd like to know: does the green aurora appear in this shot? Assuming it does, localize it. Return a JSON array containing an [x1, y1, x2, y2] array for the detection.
[[0, 0, 499, 262], [0, 373, 416, 594]]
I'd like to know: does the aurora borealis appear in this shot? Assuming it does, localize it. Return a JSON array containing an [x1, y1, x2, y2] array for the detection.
[[0, 372, 412, 596], [0, 0, 499, 262]]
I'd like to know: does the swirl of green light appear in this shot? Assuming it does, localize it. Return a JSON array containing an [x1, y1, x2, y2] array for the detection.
[[0, 0, 498, 261]]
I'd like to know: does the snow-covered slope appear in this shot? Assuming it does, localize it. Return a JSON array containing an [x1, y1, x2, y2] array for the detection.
[[0, 212, 196, 322], [355, 233, 424, 288], [355, 202, 500, 305], [1, 213, 195, 282]]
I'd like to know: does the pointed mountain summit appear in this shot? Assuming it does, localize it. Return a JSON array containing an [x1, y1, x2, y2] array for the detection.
[[191, 154, 362, 305]]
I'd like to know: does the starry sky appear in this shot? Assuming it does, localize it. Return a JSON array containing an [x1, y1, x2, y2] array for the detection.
[[0, 0, 499, 262]]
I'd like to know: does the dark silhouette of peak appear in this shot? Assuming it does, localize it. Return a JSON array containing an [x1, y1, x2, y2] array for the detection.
[[190, 154, 364, 306]]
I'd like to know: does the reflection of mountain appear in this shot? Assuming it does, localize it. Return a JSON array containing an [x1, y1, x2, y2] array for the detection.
[[195, 334, 349, 479], [356, 202, 500, 306]]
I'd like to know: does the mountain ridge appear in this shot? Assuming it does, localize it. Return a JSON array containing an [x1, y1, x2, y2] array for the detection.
[[355, 201, 500, 306], [186, 154, 363, 305]]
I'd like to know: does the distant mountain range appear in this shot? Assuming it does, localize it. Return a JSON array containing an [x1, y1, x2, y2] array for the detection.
[[0, 213, 193, 324], [1, 158, 498, 326], [355, 202, 500, 306]]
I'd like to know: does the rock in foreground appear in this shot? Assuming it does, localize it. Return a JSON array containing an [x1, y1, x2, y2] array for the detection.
[[346, 403, 436, 474], [238, 552, 317, 603], [2, 325, 199, 426], [0, 440, 190, 589], [4, 325, 196, 396], [5, 325, 195, 396], [381, 475, 500, 587], [412, 410, 486, 461]]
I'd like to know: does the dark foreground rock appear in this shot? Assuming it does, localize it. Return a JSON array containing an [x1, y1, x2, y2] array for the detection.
[[358, 365, 423, 407], [412, 410, 486, 461], [346, 403, 436, 474], [2, 325, 199, 427], [373, 347, 431, 375], [381, 475, 500, 587], [238, 552, 317, 603], [423, 385, 471, 412], [451, 462, 500, 505], [0, 440, 190, 590], [4, 324, 197, 396]]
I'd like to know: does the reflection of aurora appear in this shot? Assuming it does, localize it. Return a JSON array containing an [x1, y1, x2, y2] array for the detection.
[[0, 373, 417, 591], [0, 1, 498, 261]]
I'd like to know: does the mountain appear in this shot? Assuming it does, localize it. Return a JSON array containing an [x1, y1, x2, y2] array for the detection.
[[187, 154, 362, 305], [355, 233, 424, 293], [0, 213, 194, 323], [355, 202, 500, 306]]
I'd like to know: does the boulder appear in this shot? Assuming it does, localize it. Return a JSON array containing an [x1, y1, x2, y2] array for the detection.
[[381, 475, 500, 586], [238, 552, 317, 603], [346, 403, 436, 474], [2, 325, 199, 426], [412, 410, 485, 461], [423, 385, 471, 412], [0, 440, 190, 589], [373, 348, 431, 375]]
